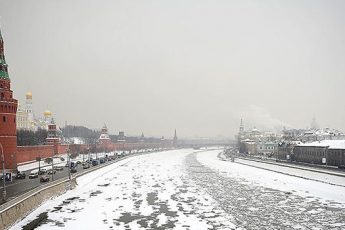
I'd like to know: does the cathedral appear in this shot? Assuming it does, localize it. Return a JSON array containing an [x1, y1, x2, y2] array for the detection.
[[16, 91, 54, 131]]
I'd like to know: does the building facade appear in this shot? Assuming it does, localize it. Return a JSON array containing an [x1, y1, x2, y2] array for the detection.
[[25, 91, 34, 125], [293, 140, 345, 167], [16, 103, 30, 130], [237, 119, 279, 156]]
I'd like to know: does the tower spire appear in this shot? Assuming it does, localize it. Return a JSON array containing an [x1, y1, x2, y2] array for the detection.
[[0, 27, 9, 79], [239, 118, 244, 133]]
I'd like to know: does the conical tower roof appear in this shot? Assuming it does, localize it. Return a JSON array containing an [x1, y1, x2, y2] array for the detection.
[[0, 28, 10, 80]]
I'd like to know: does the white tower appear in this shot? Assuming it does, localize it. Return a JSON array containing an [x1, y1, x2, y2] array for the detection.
[[99, 124, 110, 141], [25, 91, 34, 124]]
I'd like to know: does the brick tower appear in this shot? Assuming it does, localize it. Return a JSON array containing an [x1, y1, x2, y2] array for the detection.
[[98, 124, 112, 152], [46, 119, 60, 155], [0, 29, 18, 170]]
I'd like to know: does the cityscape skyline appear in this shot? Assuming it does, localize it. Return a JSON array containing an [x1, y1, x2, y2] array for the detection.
[[1, 2, 345, 229], [14, 89, 344, 139]]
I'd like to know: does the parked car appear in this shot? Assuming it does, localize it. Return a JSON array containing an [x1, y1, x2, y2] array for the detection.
[[70, 167, 77, 173], [53, 166, 64, 171], [38, 168, 47, 175], [15, 172, 26, 179], [82, 163, 90, 169], [47, 169, 56, 175], [40, 175, 50, 183], [28, 171, 39, 179], [99, 158, 105, 164], [92, 159, 99, 166]]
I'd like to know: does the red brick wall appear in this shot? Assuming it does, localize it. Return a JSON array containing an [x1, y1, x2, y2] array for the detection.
[[17, 145, 54, 164], [15, 144, 81, 166], [0, 136, 17, 169], [57, 144, 69, 154]]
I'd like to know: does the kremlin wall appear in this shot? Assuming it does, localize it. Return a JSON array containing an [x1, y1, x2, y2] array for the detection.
[[0, 29, 174, 171]]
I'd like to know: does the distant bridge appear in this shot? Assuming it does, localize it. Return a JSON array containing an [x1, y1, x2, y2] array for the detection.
[[178, 139, 233, 149]]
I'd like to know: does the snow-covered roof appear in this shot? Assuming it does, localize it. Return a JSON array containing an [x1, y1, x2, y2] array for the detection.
[[243, 138, 254, 142], [298, 140, 345, 150]]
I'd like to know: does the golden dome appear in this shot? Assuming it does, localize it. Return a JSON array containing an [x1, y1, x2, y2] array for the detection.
[[26, 91, 33, 99], [44, 110, 52, 117]]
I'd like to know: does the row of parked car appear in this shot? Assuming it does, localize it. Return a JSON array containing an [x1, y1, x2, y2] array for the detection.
[[6, 153, 124, 183], [90, 155, 119, 166]]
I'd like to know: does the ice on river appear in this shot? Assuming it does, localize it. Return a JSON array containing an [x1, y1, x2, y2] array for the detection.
[[11, 149, 236, 230], [10, 149, 345, 230]]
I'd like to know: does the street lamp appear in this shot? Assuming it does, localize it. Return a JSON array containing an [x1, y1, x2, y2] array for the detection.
[[87, 147, 91, 164], [37, 155, 41, 172], [51, 151, 54, 182], [67, 149, 71, 181], [0, 143, 6, 202], [11, 154, 16, 173]]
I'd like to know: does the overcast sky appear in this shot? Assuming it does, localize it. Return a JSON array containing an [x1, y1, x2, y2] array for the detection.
[[0, 0, 344, 138]]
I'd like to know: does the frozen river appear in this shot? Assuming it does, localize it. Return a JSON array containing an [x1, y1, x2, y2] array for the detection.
[[11, 149, 345, 230]]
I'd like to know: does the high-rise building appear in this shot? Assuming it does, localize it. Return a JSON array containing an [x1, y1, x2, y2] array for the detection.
[[310, 116, 319, 130], [173, 129, 178, 148], [239, 118, 244, 133], [0, 29, 18, 169]]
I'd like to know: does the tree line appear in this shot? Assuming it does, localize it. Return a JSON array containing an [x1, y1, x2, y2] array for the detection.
[[17, 125, 165, 146], [17, 129, 48, 146]]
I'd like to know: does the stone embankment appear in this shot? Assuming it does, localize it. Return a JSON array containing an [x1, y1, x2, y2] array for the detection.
[[0, 177, 77, 230]]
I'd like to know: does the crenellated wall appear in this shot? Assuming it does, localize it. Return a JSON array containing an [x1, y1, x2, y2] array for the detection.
[[17, 145, 54, 163]]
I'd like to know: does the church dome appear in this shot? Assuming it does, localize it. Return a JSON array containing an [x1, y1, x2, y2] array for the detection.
[[44, 110, 52, 117], [26, 91, 33, 99]]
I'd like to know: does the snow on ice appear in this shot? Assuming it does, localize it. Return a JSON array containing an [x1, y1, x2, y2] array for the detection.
[[10, 149, 345, 230]]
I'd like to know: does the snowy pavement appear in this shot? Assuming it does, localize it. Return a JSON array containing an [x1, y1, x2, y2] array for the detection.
[[17, 152, 115, 173], [11, 149, 345, 230], [234, 158, 345, 187]]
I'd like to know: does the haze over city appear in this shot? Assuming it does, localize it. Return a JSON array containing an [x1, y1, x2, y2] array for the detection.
[[2, 1, 345, 230], [1, 0, 344, 138]]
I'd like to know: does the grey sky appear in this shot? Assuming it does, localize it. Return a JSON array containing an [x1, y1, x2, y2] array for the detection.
[[0, 0, 344, 138]]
